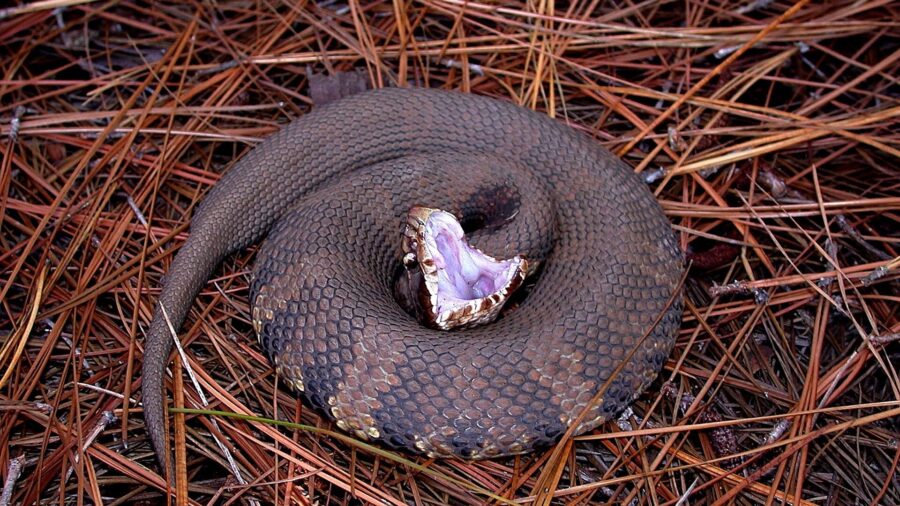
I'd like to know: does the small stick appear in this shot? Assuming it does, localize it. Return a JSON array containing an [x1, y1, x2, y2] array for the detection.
[[0, 456, 25, 506], [63, 411, 117, 483], [835, 215, 891, 261], [708, 281, 769, 304], [7, 106, 25, 142], [869, 332, 899, 348]]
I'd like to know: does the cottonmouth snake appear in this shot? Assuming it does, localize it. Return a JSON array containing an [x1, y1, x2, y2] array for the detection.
[[143, 87, 683, 470]]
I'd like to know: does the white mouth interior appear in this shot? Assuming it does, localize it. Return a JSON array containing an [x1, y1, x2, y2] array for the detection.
[[422, 211, 524, 322]]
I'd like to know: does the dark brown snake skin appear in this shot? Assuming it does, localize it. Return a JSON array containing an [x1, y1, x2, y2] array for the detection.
[[143, 87, 683, 471]]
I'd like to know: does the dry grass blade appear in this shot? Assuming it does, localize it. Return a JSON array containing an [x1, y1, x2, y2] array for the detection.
[[1, 0, 897, 504]]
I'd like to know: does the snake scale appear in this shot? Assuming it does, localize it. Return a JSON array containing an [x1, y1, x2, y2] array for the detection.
[[143, 87, 683, 471]]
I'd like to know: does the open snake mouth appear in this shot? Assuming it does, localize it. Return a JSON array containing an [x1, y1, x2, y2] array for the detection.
[[401, 206, 527, 330]]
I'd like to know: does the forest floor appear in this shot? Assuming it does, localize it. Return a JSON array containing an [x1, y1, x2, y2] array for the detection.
[[0, 0, 898, 504]]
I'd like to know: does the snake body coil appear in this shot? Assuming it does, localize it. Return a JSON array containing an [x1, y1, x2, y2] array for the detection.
[[143, 88, 683, 468]]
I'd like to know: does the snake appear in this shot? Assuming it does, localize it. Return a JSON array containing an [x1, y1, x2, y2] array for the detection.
[[143, 87, 683, 471]]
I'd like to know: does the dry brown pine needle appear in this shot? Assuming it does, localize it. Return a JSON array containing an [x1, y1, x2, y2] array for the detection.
[[0, 1, 898, 505]]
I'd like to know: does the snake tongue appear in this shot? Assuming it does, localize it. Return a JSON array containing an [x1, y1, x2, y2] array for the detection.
[[402, 206, 527, 330]]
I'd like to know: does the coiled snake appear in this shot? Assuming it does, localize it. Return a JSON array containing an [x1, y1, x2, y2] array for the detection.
[[143, 87, 683, 471]]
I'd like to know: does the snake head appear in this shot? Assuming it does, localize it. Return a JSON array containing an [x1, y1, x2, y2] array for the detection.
[[401, 206, 527, 330]]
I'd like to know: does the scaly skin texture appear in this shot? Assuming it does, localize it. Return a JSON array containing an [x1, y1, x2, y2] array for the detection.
[[143, 87, 683, 472]]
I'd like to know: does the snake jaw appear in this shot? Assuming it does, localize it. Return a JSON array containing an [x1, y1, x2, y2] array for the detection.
[[402, 206, 527, 330]]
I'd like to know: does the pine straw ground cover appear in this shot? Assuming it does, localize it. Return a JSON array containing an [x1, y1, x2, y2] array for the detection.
[[0, 0, 898, 504]]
